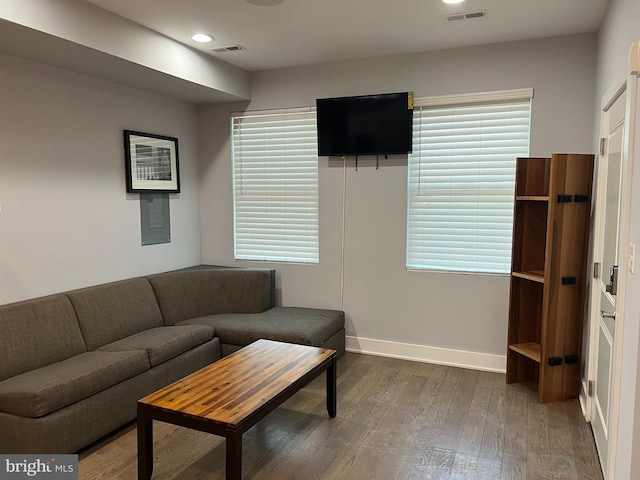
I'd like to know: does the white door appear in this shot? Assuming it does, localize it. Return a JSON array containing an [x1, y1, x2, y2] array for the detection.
[[590, 89, 626, 477]]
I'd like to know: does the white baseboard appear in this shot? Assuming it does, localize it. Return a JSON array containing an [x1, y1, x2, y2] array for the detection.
[[345, 335, 506, 373], [579, 380, 591, 419]]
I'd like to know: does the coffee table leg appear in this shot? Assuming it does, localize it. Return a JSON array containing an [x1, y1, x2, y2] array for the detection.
[[226, 431, 242, 480], [326, 355, 337, 418], [137, 405, 153, 480]]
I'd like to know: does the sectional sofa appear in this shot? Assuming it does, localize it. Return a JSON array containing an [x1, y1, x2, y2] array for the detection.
[[0, 266, 345, 454]]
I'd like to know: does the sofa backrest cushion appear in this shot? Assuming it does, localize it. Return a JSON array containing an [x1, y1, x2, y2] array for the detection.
[[0, 294, 87, 381], [147, 269, 275, 325], [67, 278, 164, 351]]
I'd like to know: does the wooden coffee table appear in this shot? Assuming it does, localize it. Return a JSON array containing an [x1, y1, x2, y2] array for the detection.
[[137, 339, 337, 479]]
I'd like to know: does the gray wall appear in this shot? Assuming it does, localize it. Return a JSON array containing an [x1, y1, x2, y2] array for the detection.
[[199, 33, 597, 361], [0, 53, 202, 304], [596, 0, 640, 102]]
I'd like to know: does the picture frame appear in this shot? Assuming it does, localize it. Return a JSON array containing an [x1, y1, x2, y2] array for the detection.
[[124, 130, 180, 193]]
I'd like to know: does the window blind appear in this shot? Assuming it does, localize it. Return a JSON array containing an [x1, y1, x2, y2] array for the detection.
[[232, 109, 319, 263], [407, 91, 532, 274]]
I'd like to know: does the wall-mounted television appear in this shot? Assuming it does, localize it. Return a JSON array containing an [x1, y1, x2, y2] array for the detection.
[[316, 92, 413, 157]]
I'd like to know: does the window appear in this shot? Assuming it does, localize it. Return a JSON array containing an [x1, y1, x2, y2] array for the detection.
[[406, 89, 533, 274], [232, 108, 319, 263]]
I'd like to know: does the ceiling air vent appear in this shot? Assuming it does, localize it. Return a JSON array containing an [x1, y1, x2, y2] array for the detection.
[[442, 10, 488, 22], [212, 45, 246, 53]]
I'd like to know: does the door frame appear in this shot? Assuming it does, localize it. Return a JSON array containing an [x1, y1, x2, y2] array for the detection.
[[584, 60, 639, 479]]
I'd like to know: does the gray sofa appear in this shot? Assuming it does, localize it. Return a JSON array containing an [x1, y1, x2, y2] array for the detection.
[[0, 267, 345, 454]]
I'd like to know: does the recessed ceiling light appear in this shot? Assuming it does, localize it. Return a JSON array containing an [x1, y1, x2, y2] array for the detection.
[[442, 0, 465, 4], [191, 33, 213, 43]]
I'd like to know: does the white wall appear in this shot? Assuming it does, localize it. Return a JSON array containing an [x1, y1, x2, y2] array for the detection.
[[593, 0, 640, 478], [199, 33, 597, 367], [0, 53, 202, 304]]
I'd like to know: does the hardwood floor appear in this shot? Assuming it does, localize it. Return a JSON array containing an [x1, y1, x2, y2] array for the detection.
[[78, 352, 603, 479]]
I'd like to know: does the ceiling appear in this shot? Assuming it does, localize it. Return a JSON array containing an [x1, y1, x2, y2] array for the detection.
[[85, 0, 609, 72]]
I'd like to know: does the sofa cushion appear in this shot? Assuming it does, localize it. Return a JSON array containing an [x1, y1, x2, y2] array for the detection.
[[67, 278, 164, 350], [97, 325, 215, 367], [178, 306, 345, 347], [0, 295, 86, 382], [0, 350, 149, 418], [147, 269, 274, 325]]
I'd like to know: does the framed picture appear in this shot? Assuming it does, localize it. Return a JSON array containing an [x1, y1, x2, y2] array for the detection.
[[124, 130, 180, 193]]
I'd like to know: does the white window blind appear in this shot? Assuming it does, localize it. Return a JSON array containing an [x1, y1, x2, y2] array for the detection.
[[407, 89, 532, 274], [232, 108, 319, 263]]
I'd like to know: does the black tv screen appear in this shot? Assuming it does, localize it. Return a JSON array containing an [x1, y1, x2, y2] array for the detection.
[[316, 92, 413, 156]]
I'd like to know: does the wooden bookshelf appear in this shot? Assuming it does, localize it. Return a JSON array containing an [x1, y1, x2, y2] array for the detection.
[[506, 154, 594, 403]]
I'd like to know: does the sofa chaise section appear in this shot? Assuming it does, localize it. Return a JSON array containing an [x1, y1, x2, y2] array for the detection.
[[179, 307, 345, 356], [147, 268, 346, 356]]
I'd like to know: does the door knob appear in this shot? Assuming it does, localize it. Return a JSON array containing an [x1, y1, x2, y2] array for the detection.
[[600, 310, 616, 319]]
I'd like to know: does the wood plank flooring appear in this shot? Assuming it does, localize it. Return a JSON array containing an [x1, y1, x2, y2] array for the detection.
[[78, 352, 603, 479]]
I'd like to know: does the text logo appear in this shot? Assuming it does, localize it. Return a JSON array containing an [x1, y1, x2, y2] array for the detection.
[[0, 456, 77, 480]]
